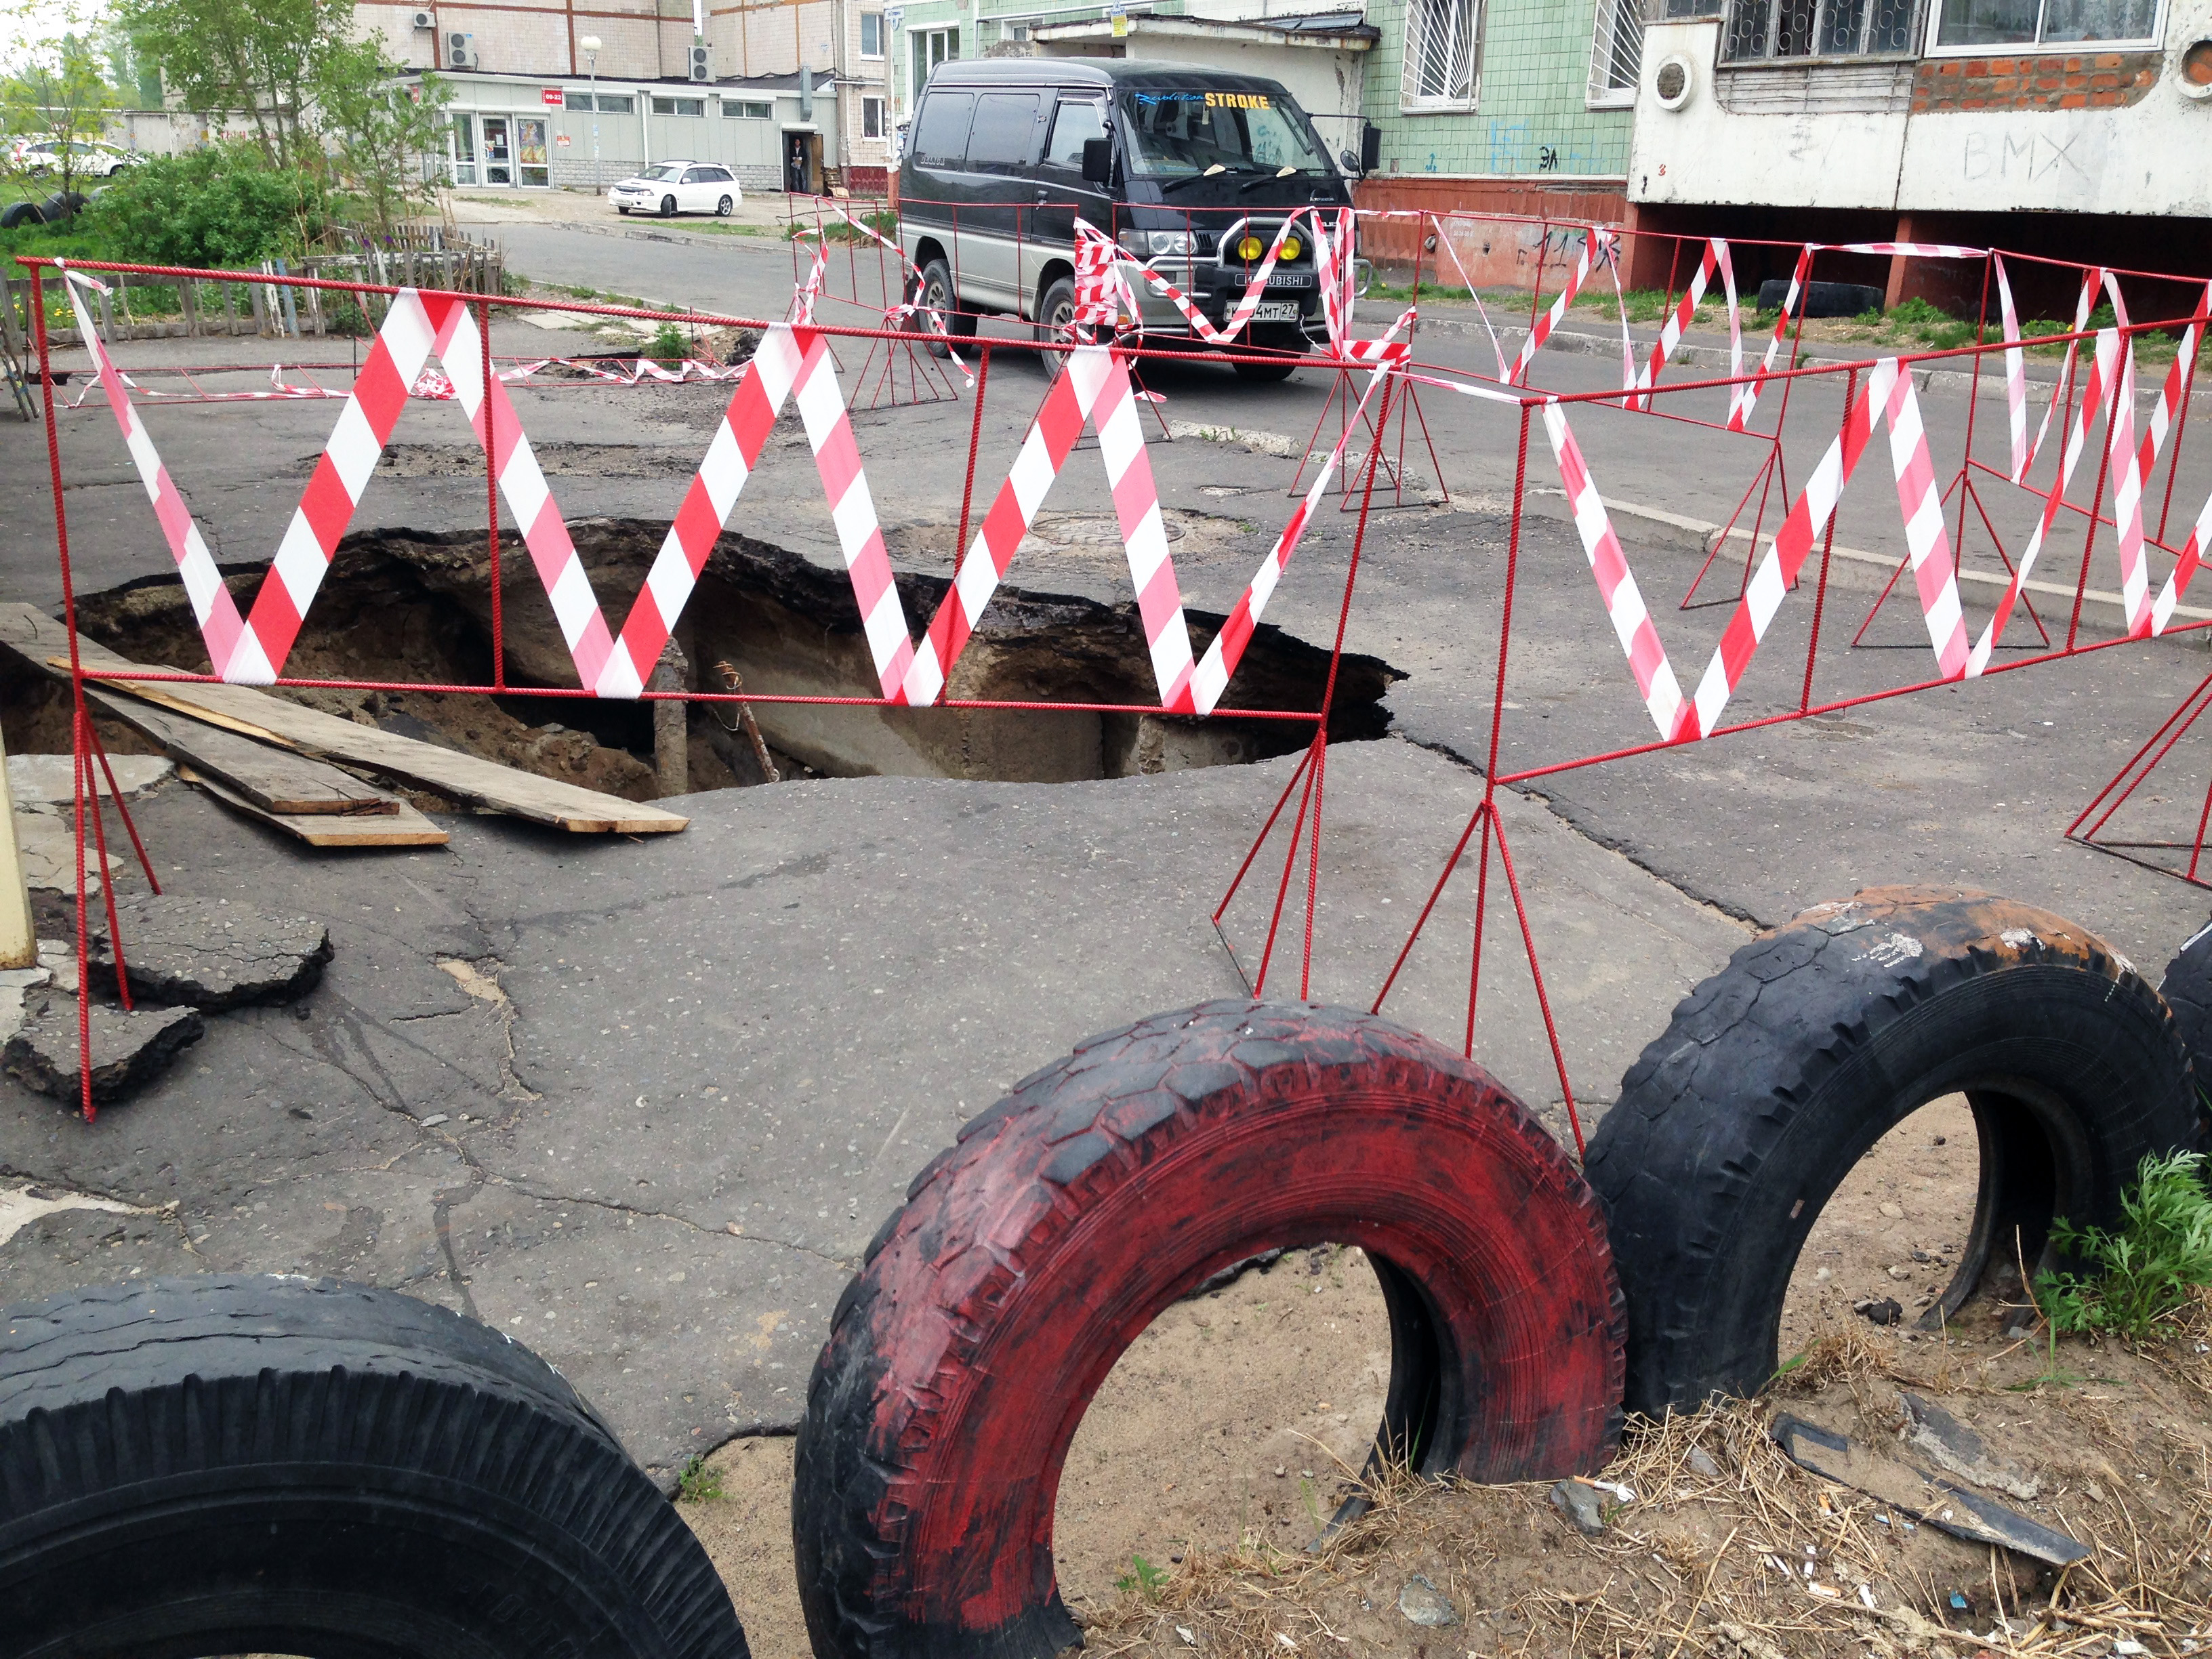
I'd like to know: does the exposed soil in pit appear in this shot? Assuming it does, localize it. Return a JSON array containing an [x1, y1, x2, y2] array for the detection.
[[64, 520, 1399, 800], [367, 443, 712, 480]]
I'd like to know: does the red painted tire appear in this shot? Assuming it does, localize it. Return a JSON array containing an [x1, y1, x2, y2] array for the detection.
[[792, 1000, 1624, 1659]]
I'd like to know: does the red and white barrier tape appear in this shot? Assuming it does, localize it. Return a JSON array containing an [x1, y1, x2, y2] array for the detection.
[[1536, 353, 1969, 739], [606, 322, 911, 698], [1075, 211, 1313, 349], [1629, 239, 1739, 415], [899, 342, 1189, 708], [1511, 230, 1618, 387], [1726, 243, 1814, 434]]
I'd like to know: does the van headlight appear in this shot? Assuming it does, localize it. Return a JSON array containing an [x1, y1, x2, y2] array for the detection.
[[1119, 229, 1197, 258]]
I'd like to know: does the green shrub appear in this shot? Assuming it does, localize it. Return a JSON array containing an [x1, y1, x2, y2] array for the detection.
[[86, 140, 334, 268], [2034, 1150, 2212, 1342], [647, 320, 689, 360]]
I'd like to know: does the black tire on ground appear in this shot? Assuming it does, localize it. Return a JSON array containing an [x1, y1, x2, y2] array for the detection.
[[39, 191, 85, 222], [659, 194, 677, 217], [794, 998, 1624, 1659], [1231, 353, 1298, 383], [918, 256, 975, 361], [618, 205, 632, 214], [0, 202, 42, 229], [1587, 886, 2200, 1418], [0, 1274, 749, 1659], [1033, 272, 1076, 380], [2158, 914, 2212, 1121], [716, 194, 733, 216], [1755, 276, 1886, 318]]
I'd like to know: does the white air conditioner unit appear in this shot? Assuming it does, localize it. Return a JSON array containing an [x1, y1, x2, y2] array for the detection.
[[688, 39, 712, 81], [411, 9, 434, 28], [446, 30, 478, 68]]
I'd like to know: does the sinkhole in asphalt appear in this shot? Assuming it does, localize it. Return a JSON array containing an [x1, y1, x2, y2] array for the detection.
[[60, 520, 1402, 800]]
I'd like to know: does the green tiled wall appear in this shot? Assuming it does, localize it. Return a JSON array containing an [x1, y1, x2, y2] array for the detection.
[[1360, 0, 1631, 177], [886, 0, 1629, 179]]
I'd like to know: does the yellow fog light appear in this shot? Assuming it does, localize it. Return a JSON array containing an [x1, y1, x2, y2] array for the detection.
[[1281, 236, 1301, 261], [1237, 234, 1264, 262]]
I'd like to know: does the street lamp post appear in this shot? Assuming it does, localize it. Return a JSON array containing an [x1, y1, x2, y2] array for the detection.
[[579, 34, 602, 191]]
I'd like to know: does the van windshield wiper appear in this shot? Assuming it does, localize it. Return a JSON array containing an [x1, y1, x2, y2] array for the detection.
[[1159, 163, 1231, 194], [1238, 165, 1302, 192]]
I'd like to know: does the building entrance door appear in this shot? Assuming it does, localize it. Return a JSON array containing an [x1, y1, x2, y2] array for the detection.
[[483, 116, 512, 185], [783, 129, 822, 194]]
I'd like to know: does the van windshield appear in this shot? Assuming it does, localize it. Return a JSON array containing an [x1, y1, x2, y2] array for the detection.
[[1117, 88, 1332, 179]]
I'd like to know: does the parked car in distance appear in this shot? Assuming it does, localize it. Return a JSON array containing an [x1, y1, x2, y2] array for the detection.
[[9, 138, 140, 177], [607, 162, 740, 218]]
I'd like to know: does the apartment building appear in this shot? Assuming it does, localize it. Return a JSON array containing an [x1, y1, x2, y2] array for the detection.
[[362, 0, 892, 189], [1623, 0, 2212, 306]]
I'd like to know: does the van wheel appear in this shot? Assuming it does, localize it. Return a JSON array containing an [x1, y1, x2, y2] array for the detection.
[[1233, 354, 1298, 384], [1035, 274, 1077, 381], [716, 194, 733, 216], [659, 194, 677, 217], [918, 257, 972, 359]]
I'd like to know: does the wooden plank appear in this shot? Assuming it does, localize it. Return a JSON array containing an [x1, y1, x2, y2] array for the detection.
[[0, 605, 687, 834], [177, 766, 449, 848], [73, 679, 398, 815]]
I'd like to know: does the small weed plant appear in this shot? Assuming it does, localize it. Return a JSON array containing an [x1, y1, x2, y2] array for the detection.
[[1114, 1554, 1170, 1599], [2034, 1150, 2212, 1343], [648, 321, 691, 361], [675, 1453, 723, 1502]]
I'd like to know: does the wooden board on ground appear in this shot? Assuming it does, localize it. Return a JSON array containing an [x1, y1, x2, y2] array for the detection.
[[74, 680, 398, 816], [176, 766, 450, 848], [0, 605, 688, 835]]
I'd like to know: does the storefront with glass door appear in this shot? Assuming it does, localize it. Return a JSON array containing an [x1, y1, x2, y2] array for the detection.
[[446, 106, 552, 188]]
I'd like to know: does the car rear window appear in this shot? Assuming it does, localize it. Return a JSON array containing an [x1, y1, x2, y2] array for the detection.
[[964, 91, 1039, 169], [912, 91, 974, 169]]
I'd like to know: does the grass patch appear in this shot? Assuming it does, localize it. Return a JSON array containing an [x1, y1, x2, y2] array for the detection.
[[676, 1452, 724, 1503], [2036, 1149, 2212, 1343]]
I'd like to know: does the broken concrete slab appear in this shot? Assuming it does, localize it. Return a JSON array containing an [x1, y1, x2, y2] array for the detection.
[[7, 752, 173, 805], [0, 1177, 144, 1246], [0, 966, 49, 1043], [1769, 1412, 2086, 1566], [12, 811, 119, 894], [2, 995, 205, 1105], [86, 894, 333, 1010]]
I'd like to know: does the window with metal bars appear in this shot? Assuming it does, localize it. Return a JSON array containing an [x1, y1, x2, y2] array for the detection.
[[1400, 0, 1480, 109], [1723, 0, 1921, 58], [1589, 0, 1643, 104]]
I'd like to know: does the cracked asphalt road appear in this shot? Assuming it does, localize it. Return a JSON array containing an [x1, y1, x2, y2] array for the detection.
[[7, 221, 2211, 1481]]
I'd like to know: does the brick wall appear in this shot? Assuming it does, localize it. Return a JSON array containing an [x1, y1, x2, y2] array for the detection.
[[1353, 174, 1626, 278], [1910, 50, 2160, 112]]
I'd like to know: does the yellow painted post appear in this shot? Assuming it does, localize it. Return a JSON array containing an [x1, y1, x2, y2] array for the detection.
[[0, 725, 32, 970]]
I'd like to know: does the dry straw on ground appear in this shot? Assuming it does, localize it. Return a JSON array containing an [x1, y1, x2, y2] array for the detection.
[[1078, 1301, 2212, 1659]]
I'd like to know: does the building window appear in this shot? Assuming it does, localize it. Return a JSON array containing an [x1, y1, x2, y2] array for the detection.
[[1588, 0, 1642, 104], [652, 95, 706, 116], [1929, 0, 2156, 47], [1723, 0, 1922, 58], [863, 95, 884, 136], [565, 90, 594, 110], [861, 11, 884, 56], [914, 26, 958, 93], [594, 92, 635, 112], [1400, 0, 1479, 110], [726, 98, 775, 117]]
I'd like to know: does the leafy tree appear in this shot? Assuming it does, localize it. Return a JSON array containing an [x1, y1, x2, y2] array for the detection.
[[115, 0, 340, 171], [1, 9, 122, 211], [88, 138, 336, 266], [312, 37, 450, 239]]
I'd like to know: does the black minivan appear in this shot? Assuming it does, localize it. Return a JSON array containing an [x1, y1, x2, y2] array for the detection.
[[897, 58, 1357, 382]]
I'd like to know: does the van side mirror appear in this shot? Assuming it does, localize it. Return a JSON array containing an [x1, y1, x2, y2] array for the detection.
[[1359, 122, 1382, 175], [1080, 136, 1111, 184]]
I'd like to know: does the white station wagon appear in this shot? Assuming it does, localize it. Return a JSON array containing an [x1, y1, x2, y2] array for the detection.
[[609, 161, 741, 218]]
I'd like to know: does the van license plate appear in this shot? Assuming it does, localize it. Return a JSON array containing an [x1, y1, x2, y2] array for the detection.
[[1250, 302, 1300, 322]]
